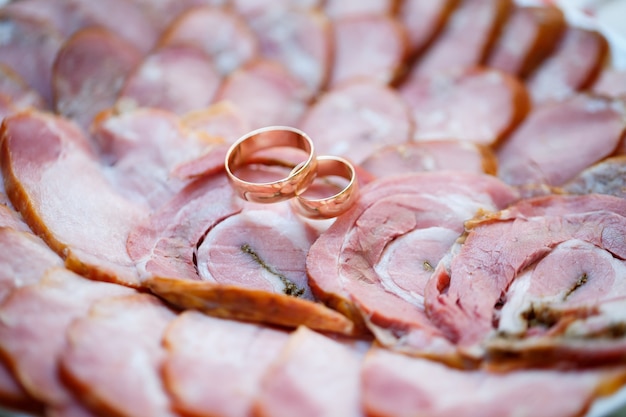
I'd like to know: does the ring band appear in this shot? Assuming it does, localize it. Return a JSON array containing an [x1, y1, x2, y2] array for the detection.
[[290, 156, 359, 219], [224, 126, 318, 203]]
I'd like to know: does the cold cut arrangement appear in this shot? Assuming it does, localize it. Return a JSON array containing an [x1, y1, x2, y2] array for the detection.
[[0, 0, 626, 416]]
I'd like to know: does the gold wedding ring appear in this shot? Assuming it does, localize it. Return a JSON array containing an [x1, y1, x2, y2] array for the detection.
[[290, 155, 359, 220], [225, 126, 318, 203]]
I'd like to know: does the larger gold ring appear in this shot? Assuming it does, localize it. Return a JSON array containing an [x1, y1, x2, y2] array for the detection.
[[290, 155, 359, 219], [224, 126, 318, 203]]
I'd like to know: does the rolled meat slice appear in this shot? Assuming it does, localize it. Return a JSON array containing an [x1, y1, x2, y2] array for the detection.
[[562, 156, 626, 199], [299, 80, 413, 164], [398, 0, 458, 57], [329, 15, 408, 88], [53, 27, 142, 131], [60, 294, 177, 417], [253, 326, 366, 417], [162, 311, 289, 417], [214, 59, 310, 130], [526, 27, 609, 104], [497, 94, 626, 187], [0, 268, 135, 411], [117, 45, 221, 115], [360, 140, 498, 178], [362, 347, 626, 417], [409, 0, 511, 79], [306, 172, 518, 358], [425, 194, 626, 363], [159, 5, 259, 76], [400, 67, 530, 146], [242, 8, 332, 95], [1, 111, 147, 286], [487, 5, 566, 78]]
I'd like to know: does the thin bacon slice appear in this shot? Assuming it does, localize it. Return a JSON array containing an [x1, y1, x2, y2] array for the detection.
[[53, 28, 142, 131], [1, 111, 147, 286], [400, 67, 530, 146], [60, 294, 177, 417], [162, 311, 289, 417]]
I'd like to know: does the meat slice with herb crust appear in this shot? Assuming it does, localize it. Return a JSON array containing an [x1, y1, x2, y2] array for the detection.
[[425, 194, 626, 365], [306, 171, 519, 359]]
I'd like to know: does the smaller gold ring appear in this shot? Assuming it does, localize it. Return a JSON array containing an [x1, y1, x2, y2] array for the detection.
[[224, 126, 318, 203], [290, 155, 359, 219]]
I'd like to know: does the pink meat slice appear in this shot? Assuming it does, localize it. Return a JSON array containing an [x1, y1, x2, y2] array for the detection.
[[307, 172, 518, 356], [1, 111, 147, 287], [425, 194, 626, 360], [400, 67, 530, 146], [409, 0, 510, 79], [196, 209, 318, 299], [118, 45, 221, 115], [0, 362, 36, 414], [0, 15, 64, 105], [592, 67, 626, 99], [254, 326, 366, 417], [360, 140, 498, 178], [0, 268, 135, 410], [162, 311, 289, 417], [159, 5, 259, 76], [53, 27, 142, 131], [214, 59, 311, 129], [362, 347, 626, 417], [60, 294, 177, 417], [299, 81, 413, 164], [563, 156, 626, 199], [92, 107, 220, 209], [0, 64, 46, 116], [0, 203, 30, 232], [181, 102, 251, 145], [329, 15, 408, 88], [526, 27, 609, 104], [496, 94, 626, 187], [323, 0, 396, 18], [232, 0, 322, 17], [487, 5, 565, 78], [244, 8, 332, 95], [125, 0, 229, 32], [398, 0, 458, 57]]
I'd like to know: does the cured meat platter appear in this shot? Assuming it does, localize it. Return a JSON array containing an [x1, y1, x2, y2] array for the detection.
[[0, 0, 626, 416]]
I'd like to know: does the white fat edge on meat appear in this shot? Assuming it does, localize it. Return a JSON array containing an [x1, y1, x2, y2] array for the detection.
[[374, 226, 459, 308], [196, 209, 313, 296], [497, 239, 626, 336]]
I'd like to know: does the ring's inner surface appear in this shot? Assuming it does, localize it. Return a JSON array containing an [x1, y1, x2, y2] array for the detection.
[[298, 158, 354, 201]]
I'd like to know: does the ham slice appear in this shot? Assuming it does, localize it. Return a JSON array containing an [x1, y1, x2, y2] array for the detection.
[[324, 0, 397, 18], [362, 347, 626, 417], [162, 311, 289, 417], [118, 45, 221, 115], [0, 268, 134, 410], [0, 64, 46, 118], [425, 194, 626, 363], [0, 363, 37, 414], [160, 5, 259, 76], [497, 94, 626, 187], [60, 294, 177, 417], [409, 0, 511, 79], [526, 27, 609, 104], [360, 140, 498, 178], [487, 5, 565, 78], [306, 172, 518, 357], [400, 67, 530, 146], [329, 15, 408, 88], [592, 67, 626, 99], [254, 326, 366, 417], [1, 111, 147, 286], [299, 81, 413, 164], [398, 0, 458, 57], [563, 156, 626, 199], [53, 27, 142, 131], [214, 59, 310, 130]]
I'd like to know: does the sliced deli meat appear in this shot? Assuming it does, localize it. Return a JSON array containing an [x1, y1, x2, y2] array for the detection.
[[299, 80, 413, 164], [162, 311, 289, 417], [592, 67, 626, 99], [0, 64, 46, 117], [397, 0, 458, 57], [425, 194, 626, 363], [60, 294, 177, 417], [323, 0, 397, 19], [362, 347, 626, 417], [306, 172, 519, 356], [1, 111, 147, 286], [400, 67, 530, 146], [563, 156, 626, 199], [497, 94, 626, 187], [159, 5, 259, 76], [118, 45, 221, 115], [53, 27, 142, 131], [254, 326, 366, 417]]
